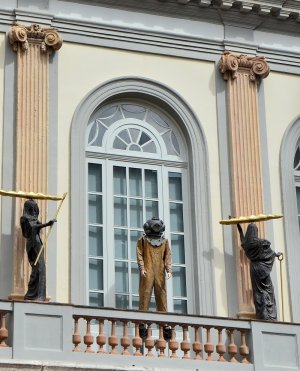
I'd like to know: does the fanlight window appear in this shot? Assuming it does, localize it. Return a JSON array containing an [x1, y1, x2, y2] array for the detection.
[[294, 141, 300, 230], [86, 103, 182, 159]]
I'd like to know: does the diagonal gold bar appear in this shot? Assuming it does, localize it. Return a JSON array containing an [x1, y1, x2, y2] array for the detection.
[[220, 214, 283, 225]]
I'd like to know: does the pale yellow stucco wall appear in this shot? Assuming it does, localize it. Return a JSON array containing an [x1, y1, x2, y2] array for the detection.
[[57, 42, 226, 314], [263, 71, 300, 321], [0, 33, 5, 221]]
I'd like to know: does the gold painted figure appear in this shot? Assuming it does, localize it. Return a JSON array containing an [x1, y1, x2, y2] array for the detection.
[[137, 217, 172, 312]]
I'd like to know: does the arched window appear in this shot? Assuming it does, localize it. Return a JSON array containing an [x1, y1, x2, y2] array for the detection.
[[71, 78, 216, 316], [86, 100, 189, 313], [294, 141, 300, 230]]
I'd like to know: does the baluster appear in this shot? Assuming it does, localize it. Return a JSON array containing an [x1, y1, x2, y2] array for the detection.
[[193, 325, 202, 360], [0, 312, 8, 348], [181, 325, 190, 360], [157, 323, 167, 358], [96, 318, 107, 354], [204, 326, 214, 361], [72, 316, 81, 352], [145, 324, 155, 357], [169, 325, 178, 358], [216, 327, 226, 362], [239, 330, 250, 364], [108, 320, 119, 354], [132, 322, 142, 356], [84, 317, 94, 353], [227, 328, 237, 362], [121, 321, 130, 355]]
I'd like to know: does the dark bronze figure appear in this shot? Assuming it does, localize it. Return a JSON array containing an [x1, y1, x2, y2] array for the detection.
[[237, 223, 282, 320], [20, 199, 56, 301]]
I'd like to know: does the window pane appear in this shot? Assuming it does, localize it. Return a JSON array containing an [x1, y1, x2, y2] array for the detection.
[[129, 128, 140, 142], [145, 170, 158, 198], [132, 295, 156, 311], [114, 229, 128, 259], [89, 292, 104, 307], [88, 163, 102, 192], [129, 168, 142, 197], [118, 129, 131, 144], [113, 137, 127, 150], [139, 132, 151, 145], [296, 187, 300, 212], [114, 197, 127, 226], [172, 266, 187, 297], [89, 194, 103, 224], [89, 258, 103, 290], [130, 230, 142, 259], [115, 294, 129, 309], [89, 226, 103, 257], [130, 199, 143, 228], [115, 261, 129, 293], [142, 141, 157, 153], [173, 299, 187, 314], [170, 203, 183, 232], [131, 262, 139, 294], [146, 200, 159, 220], [113, 166, 127, 195], [171, 234, 185, 264], [169, 172, 182, 201]]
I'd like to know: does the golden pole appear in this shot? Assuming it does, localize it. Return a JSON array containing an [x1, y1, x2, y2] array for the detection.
[[278, 253, 284, 321], [34, 192, 67, 266]]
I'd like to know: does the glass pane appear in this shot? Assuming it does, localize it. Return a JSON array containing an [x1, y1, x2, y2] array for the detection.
[[115, 294, 129, 309], [89, 292, 104, 307], [139, 132, 151, 145], [169, 172, 182, 201], [145, 170, 158, 198], [142, 141, 157, 153], [146, 200, 159, 220], [114, 229, 128, 259], [118, 129, 131, 144], [113, 167, 127, 195], [113, 137, 127, 150], [296, 187, 300, 212], [170, 203, 183, 232], [122, 104, 147, 120], [172, 266, 187, 297], [129, 128, 140, 143], [130, 230, 142, 259], [129, 168, 142, 197], [132, 295, 139, 310], [294, 147, 300, 170], [115, 261, 129, 293], [131, 262, 139, 294], [89, 226, 103, 257], [171, 131, 180, 155], [88, 163, 102, 192], [130, 199, 143, 228], [173, 299, 187, 314], [171, 234, 185, 264], [132, 295, 156, 311], [89, 258, 103, 290], [89, 194, 103, 224], [114, 197, 127, 227]]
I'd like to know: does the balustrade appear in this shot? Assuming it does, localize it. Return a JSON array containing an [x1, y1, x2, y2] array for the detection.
[[0, 311, 9, 348], [71, 310, 251, 364]]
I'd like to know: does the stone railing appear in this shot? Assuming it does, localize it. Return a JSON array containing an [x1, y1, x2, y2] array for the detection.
[[1, 300, 300, 370]]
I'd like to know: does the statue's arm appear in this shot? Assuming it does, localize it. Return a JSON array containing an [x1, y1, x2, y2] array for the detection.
[[164, 239, 172, 279], [237, 223, 245, 244], [136, 237, 146, 277], [36, 219, 56, 231]]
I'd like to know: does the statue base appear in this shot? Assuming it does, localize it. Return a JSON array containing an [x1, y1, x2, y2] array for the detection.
[[8, 292, 51, 302], [237, 311, 256, 320]]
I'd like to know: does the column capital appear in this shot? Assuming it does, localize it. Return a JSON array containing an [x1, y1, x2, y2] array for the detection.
[[219, 51, 270, 82], [8, 23, 63, 53]]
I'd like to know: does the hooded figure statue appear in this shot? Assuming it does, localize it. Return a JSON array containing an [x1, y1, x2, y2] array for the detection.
[[20, 199, 55, 301], [136, 217, 172, 312], [237, 223, 281, 320]]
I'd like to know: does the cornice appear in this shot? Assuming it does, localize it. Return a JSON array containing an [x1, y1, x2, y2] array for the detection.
[[8, 23, 62, 52], [219, 51, 270, 82]]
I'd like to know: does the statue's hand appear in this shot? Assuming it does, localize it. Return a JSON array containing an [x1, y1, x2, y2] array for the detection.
[[276, 252, 283, 260], [166, 272, 172, 280], [141, 269, 147, 277]]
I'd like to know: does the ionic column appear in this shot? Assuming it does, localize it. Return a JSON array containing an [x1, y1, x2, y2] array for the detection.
[[219, 51, 270, 318], [8, 23, 62, 300]]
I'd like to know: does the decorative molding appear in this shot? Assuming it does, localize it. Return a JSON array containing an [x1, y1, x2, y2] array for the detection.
[[8, 23, 62, 53], [219, 51, 270, 82]]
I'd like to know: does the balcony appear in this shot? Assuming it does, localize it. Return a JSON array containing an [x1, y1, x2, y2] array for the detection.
[[0, 299, 299, 370]]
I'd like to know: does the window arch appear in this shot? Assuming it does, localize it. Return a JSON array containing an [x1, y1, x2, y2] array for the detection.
[[71, 78, 216, 316], [281, 116, 300, 322]]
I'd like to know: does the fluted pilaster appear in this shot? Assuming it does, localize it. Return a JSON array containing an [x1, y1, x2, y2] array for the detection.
[[219, 51, 270, 317], [8, 23, 62, 300]]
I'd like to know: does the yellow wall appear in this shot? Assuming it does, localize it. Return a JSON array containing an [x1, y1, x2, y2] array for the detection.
[[0, 33, 5, 225], [264, 71, 300, 321], [57, 42, 227, 314]]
